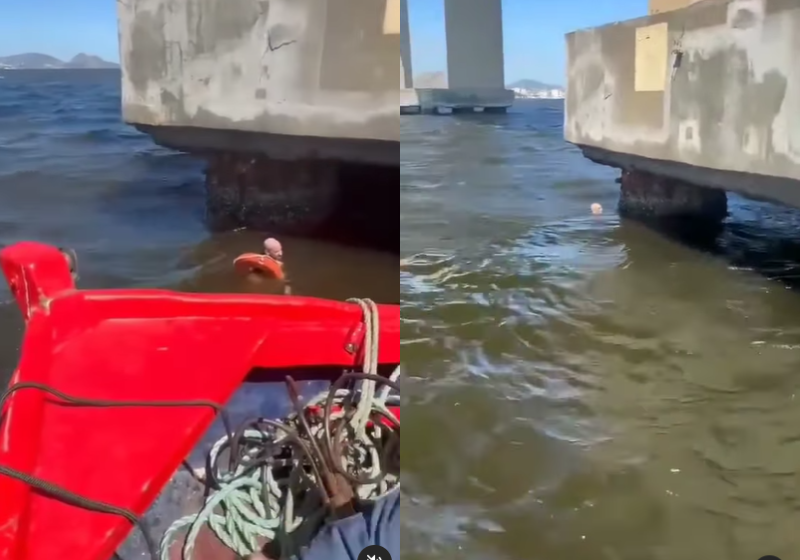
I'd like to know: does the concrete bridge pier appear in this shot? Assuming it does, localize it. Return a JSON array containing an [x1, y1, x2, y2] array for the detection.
[[118, 0, 398, 245], [401, 0, 514, 114], [618, 169, 727, 230], [565, 0, 800, 234]]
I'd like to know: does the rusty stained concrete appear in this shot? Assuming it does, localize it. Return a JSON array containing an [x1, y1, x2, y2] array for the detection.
[[565, 0, 800, 210], [118, 0, 399, 166]]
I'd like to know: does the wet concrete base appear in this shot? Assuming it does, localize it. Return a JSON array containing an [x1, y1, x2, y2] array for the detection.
[[204, 153, 398, 252], [204, 154, 339, 234], [618, 169, 728, 238]]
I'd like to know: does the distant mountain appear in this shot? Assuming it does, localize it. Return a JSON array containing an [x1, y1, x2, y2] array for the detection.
[[66, 53, 119, 69], [508, 79, 562, 91], [0, 53, 63, 69], [0, 53, 119, 70], [411, 73, 562, 92]]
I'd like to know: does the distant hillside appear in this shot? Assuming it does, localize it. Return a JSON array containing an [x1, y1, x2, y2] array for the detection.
[[412, 73, 562, 92], [508, 79, 562, 91], [0, 53, 119, 70], [66, 53, 119, 69]]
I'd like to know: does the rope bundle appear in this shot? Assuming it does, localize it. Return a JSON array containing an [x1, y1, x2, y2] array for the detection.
[[160, 299, 400, 560]]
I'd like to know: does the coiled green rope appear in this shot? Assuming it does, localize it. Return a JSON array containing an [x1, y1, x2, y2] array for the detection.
[[159, 298, 400, 560]]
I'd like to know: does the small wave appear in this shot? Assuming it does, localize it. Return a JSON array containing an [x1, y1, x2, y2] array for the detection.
[[401, 252, 454, 267], [77, 127, 144, 143], [0, 102, 29, 117]]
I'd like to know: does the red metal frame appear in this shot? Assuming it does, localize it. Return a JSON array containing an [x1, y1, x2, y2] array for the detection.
[[0, 242, 400, 560]]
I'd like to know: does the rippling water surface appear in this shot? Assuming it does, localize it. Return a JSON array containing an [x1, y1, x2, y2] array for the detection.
[[0, 69, 399, 558], [8, 70, 800, 560], [0, 69, 397, 380], [402, 100, 800, 560]]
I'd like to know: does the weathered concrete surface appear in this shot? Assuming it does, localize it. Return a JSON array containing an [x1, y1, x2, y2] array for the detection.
[[203, 153, 339, 233], [619, 169, 728, 221], [400, 89, 420, 114], [400, 0, 413, 89], [119, 0, 399, 165], [565, 0, 800, 210], [444, 0, 505, 90], [202, 153, 397, 245]]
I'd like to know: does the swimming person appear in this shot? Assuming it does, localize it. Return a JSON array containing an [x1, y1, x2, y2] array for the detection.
[[263, 237, 283, 262], [263, 238, 292, 295], [234, 237, 291, 294]]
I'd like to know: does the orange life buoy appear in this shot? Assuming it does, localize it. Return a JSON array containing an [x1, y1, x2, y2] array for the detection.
[[233, 253, 285, 280]]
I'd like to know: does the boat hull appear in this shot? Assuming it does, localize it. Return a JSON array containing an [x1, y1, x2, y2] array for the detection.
[[0, 242, 400, 560]]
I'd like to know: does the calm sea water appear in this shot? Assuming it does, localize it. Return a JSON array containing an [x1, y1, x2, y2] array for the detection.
[[402, 100, 800, 560]]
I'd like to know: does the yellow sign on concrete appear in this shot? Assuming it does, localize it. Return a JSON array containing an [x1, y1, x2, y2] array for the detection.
[[634, 22, 668, 92], [384, 0, 400, 35]]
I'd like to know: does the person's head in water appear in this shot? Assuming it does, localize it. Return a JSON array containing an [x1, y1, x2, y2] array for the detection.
[[263, 238, 283, 261]]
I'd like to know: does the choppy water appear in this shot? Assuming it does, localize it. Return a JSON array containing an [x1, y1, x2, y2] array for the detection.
[[402, 100, 800, 560], [0, 69, 399, 558], [0, 69, 397, 380], [7, 70, 800, 560]]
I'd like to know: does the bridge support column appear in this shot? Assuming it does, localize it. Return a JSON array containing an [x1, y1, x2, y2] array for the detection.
[[204, 154, 339, 234], [400, 0, 413, 89], [400, 0, 514, 114], [203, 153, 396, 248], [445, 0, 505, 91], [619, 169, 728, 227], [399, 0, 421, 114]]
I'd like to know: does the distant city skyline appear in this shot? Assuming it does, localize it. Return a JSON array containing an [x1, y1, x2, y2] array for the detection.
[[1, 0, 647, 86]]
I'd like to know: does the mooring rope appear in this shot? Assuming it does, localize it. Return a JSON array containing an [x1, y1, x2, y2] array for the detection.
[[159, 298, 401, 560], [0, 298, 398, 560]]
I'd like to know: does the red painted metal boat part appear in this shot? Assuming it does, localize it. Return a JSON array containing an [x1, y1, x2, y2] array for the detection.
[[0, 242, 400, 560]]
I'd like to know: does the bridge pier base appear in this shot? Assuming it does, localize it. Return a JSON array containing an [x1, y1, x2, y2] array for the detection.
[[618, 169, 728, 225], [204, 153, 339, 234], [202, 152, 397, 249]]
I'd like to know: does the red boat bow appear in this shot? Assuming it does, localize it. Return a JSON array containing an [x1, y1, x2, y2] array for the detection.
[[0, 242, 400, 560]]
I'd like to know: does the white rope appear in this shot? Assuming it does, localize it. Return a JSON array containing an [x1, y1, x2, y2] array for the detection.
[[159, 298, 399, 560]]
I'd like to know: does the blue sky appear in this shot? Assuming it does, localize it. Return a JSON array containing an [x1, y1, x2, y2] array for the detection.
[[0, 0, 119, 63], [0, 0, 645, 86], [408, 0, 646, 85]]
